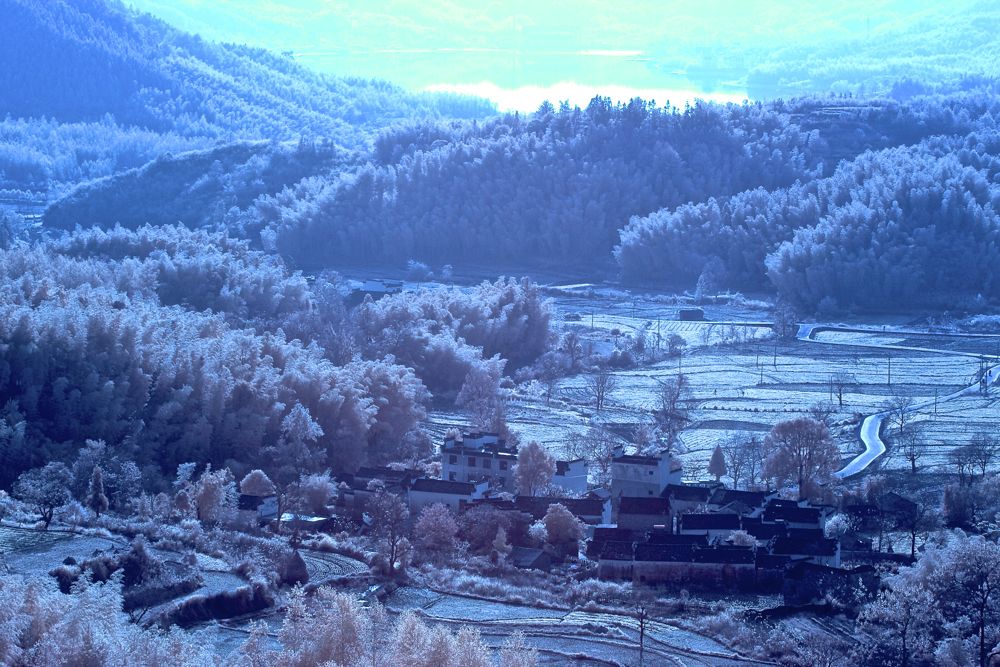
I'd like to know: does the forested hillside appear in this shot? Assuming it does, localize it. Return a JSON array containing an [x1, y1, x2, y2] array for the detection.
[[7, 0, 1000, 317], [0, 224, 551, 487], [617, 91, 1000, 310], [1, 0, 492, 140], [0, 0, 494, 203], [43, 139, 356, 230]]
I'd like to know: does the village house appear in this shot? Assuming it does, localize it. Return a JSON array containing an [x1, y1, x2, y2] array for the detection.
[[347, 279, 403, 306], [511, 495, 612, 527], [237, 492, 278, 527], [552, 458, 589, 495], [440, 432, 518, 491], [336, 466, 421, 521], [633, 543, 757, 588], [616, 496, 671, 531], [678, 512, 742, 541], [772, 536, 841, 567], [509, 546, 552, 572], [610, 448, 683, 498], [759, 498, 830, 530], [783, 562, 878, 607], [408, 478, 489, 513]]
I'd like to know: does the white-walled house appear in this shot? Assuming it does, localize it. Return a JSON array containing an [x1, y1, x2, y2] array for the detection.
[[552, 458, 588, 494], [237, 493, 278, 526], [407, 478, 489, 513], [440, 432, 518, 491], [610, 449, 682, 498]]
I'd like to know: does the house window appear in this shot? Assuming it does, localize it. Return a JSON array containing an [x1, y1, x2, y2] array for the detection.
[[468, 457, 476, 467], [449, 455, 457, 464], [499, 460, 508, 470], [448, 472, 456, 481], [482, 459, 491, 469]]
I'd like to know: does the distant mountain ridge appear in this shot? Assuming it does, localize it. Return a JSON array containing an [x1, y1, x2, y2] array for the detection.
[[0, 0, 494, 143]]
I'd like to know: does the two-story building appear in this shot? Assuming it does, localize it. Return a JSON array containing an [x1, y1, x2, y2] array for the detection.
[[440, 432, 518, 491], [610, 448, 683, 498], [552, 459, 589, 495]]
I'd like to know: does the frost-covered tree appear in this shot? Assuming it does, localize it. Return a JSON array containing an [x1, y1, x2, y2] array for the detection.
[[586, 370, 617, 411], [87, 466, 109, 519], [570, 427, 619, 487], [654, 374, 689, 448], [191, 465, 237, 524], [708, 445, 727, 482], [14, 462, 72, 529], [856, 580, 940, 667], [414, 503, 460, 562], [456, 357, 507, 432], [239, 469, 277, 497], [762, 417, 840, 499], [291, 472, 337, 516], [499, 631, 538, 667], [492, 526, 513, 564], [367, 491, 410, 575], [542, 503, 584, 555], [515, 441, 556, 497]]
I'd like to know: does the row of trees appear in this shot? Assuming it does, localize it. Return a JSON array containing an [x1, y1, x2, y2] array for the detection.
[[0, 571, 537, 666]]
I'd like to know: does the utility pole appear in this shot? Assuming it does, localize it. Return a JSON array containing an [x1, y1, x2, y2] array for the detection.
[[637, 604, 648, 667], [773, 343, 778, 370]]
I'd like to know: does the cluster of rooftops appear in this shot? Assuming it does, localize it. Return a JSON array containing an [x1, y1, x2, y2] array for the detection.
[[241, 431, 851, 589]]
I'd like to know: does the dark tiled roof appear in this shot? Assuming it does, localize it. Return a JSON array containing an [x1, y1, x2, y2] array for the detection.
[[410, 478, 477, 495], [877, 492, 918, 514], [680, 513, 741, 531], [619, 497, 670, 516], [709, 488, 768, 508], [645, 533, 709, 546], [510, 546, 549, 569], [692, 546, 755, 565], [785, 561, 859, 578], [787, 528, 825, 541], [613, 454, 660, 465], [845, 503, 881, 518], [772, 537, 838, 557], [592, 527, 639, 543], [356, 466, 419, 480], [514, 497, 605, 520], [741, 517, 787, 540], [663, 484, 712, 503], [635, 543, 695, 562], [755, 553, 792, 569], [600, 541, 636, 560], [763, 502, 822, 524], [238, 494, 274, 510]]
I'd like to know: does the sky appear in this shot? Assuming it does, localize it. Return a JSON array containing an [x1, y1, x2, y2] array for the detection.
[[126, 0, 991, 111]]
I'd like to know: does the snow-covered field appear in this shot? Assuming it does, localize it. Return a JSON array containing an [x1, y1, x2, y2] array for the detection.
[[426, 285, 1000, 481], [385, 586, 772, 666]]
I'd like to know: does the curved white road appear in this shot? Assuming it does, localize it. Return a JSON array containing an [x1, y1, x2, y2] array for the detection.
[[797, 324, 1000, 478]]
